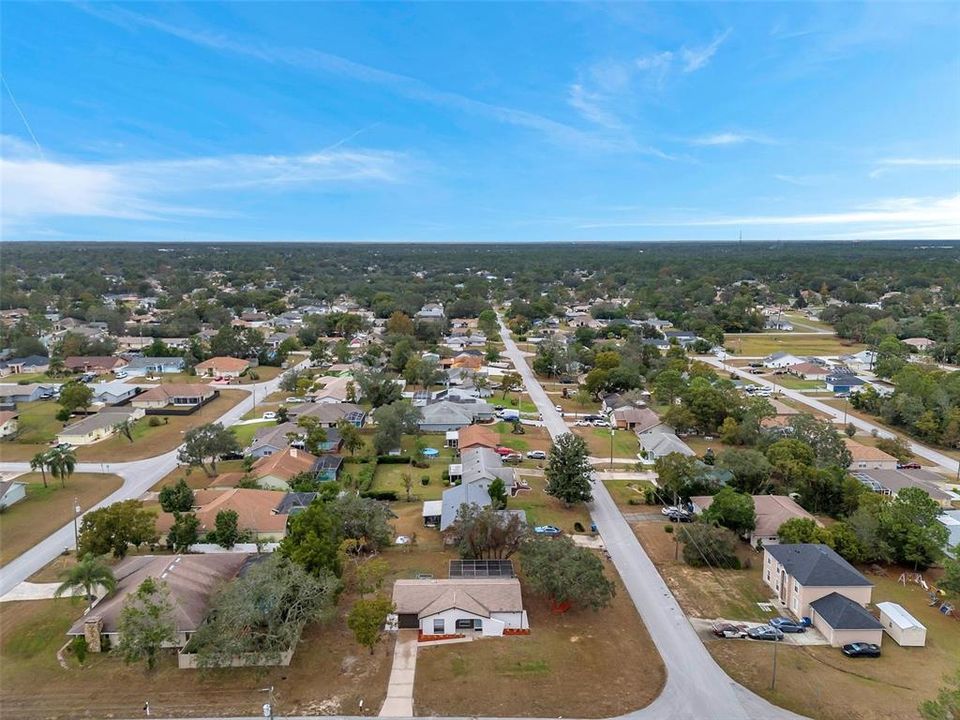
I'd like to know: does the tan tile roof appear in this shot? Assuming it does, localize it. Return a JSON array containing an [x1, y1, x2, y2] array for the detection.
[[691, 494, 819, 538], [843, 438, 898, 463], [457, 424, 498, 449], [64, 356, 127, 370], [253, 447, 319, 480], [135, 384, 214, 403], [158, 488, 289, 535], [392, 578, 524, 618], [0, 410, 19, 424]]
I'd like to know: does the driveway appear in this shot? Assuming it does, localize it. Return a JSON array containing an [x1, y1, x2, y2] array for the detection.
[[498, 316, 807, 720], [700, 356, 959, 475], [689, 618, 830, 646], [0, 359, 308, 598]]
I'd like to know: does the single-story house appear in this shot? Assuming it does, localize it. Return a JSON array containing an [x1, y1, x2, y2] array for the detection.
[[0, 410, 19, 438], [784, 362, 830, 381], [66, 554, 252, 652], [0, 382, 59, 403], [0, 355, 50, 376], [764, 544, 875, 617], [902, 337, 935, 352], [157, 489, 296, 540], [446, 383, 492, 401], [392, 578, 528, 637], [876, 602, 926, 647], [315, 454, 344, 482], [809, 592, 883, 647], [289, 401, 366, 427], [87, 381, 141, 406], [0, 479, 27, 509], [613, 406, 662, 432], [763, 352, 804, 369], [57, 407, 144, 446], [839, 350, 877, 372], [264, 332, 294, 349], [123, 356, 187, 376], [852, 468, 955, 508], [451, 353, 484, 370], [447, 424, 499, 452], [131, 384, 217, 412], [825, 373, 866, 393], [64, 356, 128, 374], [216, 447, 323, 490], [638, 431, 694, 463], [419, 400, 494, 433], [843, 438, 898, 470], [312, 376, 356, 403], [194, 356, 251, 378], [690, 494, 820, 548]]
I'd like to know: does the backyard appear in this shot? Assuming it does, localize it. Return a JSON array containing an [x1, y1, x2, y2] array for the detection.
[[0, 472, 124, 567]]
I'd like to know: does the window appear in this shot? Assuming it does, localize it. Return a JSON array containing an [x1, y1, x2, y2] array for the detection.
[[455, 619, 475, 630], [765, 571, 770, 581], [432, 619, 444, 634]]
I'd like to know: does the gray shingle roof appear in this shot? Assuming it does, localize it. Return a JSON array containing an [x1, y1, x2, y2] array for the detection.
[[765, 544, 871, 587], [810, 592, 882, 630]]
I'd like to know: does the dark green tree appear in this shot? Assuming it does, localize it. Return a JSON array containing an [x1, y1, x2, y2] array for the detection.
[[544, 433, 593, 506]]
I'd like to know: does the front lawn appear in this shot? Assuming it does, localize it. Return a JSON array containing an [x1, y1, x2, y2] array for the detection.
[[0, 472, 124, 567], [5, 400, 62, 445], [509, 472, 591, 531], [229, 419, 274, 448], [769, 376, 825, 390], [573, 427, 638, 458]]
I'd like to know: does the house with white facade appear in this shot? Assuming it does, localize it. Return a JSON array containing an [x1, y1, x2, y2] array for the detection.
[[392, 578, 528, 637]]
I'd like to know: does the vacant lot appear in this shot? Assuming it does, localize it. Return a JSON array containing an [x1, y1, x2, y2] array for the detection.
[[604, 479, 654, 507], [0, 473, 123, 567], [510, 472, 592, 531], [770, 376, 825, 390], [724, 334, 866, 357], [0, 391, 246, 462], [0, 594, 391, 719], [414, 558, 665, 717], [491, 421, 553, 454], [574, 427, 639, 458]]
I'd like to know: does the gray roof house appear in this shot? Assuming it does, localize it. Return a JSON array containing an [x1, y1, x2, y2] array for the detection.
[[123, 357, 186, 376], [440, 448, 516, 530], [419, 400, 495, 432], [288, 402, 366, 427], [638, 431, 694, 462]]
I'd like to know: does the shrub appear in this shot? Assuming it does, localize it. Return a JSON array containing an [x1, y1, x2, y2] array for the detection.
[[628, 498, 644, 505], [247, 370, 259, 381], [377, 455, 411, 465], [664, 525, 674, 534], [441, 469, 450, 481], [360, 490, 398, 501], [420, 475, 430, 486], [70, 636, 88, 664], [56, 407, 72, 422], [643, 486, 659, 505], [574, 522, 585, 532], [148, 416, 163, 427]]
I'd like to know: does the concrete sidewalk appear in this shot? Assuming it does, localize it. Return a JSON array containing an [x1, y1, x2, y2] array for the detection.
[[0, 581, 88, 602], [379, 629, 418, 717]]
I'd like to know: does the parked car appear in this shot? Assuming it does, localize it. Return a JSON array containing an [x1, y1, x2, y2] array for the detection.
[[841, 642, 881, 658], [262, 411, 277, 420], [834, 392, 850, 399], [494, 446, 514, 456], [770, 617, 807, 633], [897, 462, 922, 470], [665, 509, 693, 523], [555, 405, 563, 412], [526, 450, 547, 460], [285, 396, 306, 404], [114, 370, 128, 379], [712, 622, 748, 639], [503, 452, 523, 463], [749, 369, 765, 375], [747, 625, 784, 641], [574, 420, 590, 427], [533, 525, 562, 536]]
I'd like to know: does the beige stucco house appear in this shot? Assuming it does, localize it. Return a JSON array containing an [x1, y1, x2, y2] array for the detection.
[[763, 544, 882, 647]]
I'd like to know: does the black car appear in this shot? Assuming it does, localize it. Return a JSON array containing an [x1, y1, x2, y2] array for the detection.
[[665, 509, 693, 523], [842, 642, 881, 658]]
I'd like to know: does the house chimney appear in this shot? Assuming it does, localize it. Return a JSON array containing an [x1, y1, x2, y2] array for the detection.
[[84, 615, 103, 653]]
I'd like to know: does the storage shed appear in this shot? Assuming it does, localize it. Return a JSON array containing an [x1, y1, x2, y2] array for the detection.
[[876, 601, 926, 647]]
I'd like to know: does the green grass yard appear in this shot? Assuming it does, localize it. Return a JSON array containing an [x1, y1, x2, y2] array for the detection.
[[723, 334, 865, 357], [229, 419, 274, 447]]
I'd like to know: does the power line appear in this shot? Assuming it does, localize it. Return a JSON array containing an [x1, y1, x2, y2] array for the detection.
[[1, 74, 45, 159]]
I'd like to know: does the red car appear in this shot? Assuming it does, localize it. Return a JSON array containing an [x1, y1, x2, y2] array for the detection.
[[494, 446, 514, 456]]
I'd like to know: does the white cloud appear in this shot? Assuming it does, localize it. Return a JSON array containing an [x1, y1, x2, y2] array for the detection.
[[680, 29, 732, 72], [0, 135, 405, 227], [690, 131, 775, 146], [576, 194, 960, 236], [869, 157, 960, 178], [567, 83, 623, 129]]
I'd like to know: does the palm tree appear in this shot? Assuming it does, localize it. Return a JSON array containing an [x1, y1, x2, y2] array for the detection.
[[47, 446, 77, 488], [54, 553, 116, 607], [114, 418, 135, 443], [30, 450, 51, 489]]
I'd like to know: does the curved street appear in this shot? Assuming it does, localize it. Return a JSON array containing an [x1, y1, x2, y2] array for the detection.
[[0, 360, 307, 597]]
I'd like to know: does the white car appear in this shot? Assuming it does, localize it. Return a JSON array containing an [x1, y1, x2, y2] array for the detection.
[[114, 371, 128, 379], [262, 411, 277, 420], [555, 405, 563, 412], [285, 397, 306, 404]]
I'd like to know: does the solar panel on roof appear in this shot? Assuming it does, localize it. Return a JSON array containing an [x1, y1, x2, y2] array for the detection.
[[449, 559, 515, 578]]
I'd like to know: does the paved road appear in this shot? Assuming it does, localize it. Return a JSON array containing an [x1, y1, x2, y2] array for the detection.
[[498, 318, 806, 720], [0, 361, 307, 597], [701, 356, 960, 476]]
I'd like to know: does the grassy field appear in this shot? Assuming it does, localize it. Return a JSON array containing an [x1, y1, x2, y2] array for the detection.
[[574, 427, 639, 458], [4, 400, 63, 446], [604, 479, 654, 507], [0, 472, 123, 567], [229, 419, 274, 447], [510, 472, 591, 531], [770, 376, 826, 390], [414, 557, 665, 717], [0, 592, 392, 719], [372, 461, 447, 501], [724, 334, 866, 357], [491, 422, 553, 453]]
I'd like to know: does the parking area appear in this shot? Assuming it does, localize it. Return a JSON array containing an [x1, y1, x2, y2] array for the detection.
[[689, 617, 830, 646]]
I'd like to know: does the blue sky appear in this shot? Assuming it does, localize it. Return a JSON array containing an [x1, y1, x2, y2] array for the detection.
[[2, 1, 959, 242]]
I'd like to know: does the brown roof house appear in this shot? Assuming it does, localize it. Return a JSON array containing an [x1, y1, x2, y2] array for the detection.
[[157, 489, 294, 540], [132, 384, 217, 413], [852, 468, 955, 508], [67, 554, 251, 653], [843, 438, 898, 471], [690, 494, 821, 548], [194, 356, 251, 378], [763, 544, 882, 647], [392, 578, 528, 637], [447, 424, 498, 451], [64, 356, 128, 374], [613, 406, 662, 432]]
